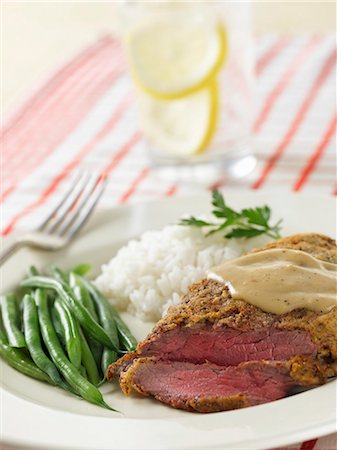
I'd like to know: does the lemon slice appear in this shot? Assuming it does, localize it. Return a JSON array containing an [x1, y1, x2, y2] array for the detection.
[[126, 19, 226, 100], [139, 80, 219, 157]]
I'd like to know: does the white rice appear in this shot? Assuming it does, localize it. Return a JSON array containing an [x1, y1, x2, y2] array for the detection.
[[95, 224, 270, 321]]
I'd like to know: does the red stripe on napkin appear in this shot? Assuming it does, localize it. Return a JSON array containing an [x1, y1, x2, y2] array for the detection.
[[2, 36, 112, 135], [102, 132, 142, 175], [2, 39, 115, 157], [256, 38, 290, 75], [293, 113, 337, 191], [252, 47, 337, 189], [119, 167, 150, 203], [2, 47, 125, 199], [165, 185, 178, 197], [1, 98, 135, 235], [2, 68, 124, 191], [3, 43, 119, 161], [254, 36, 321, 133]]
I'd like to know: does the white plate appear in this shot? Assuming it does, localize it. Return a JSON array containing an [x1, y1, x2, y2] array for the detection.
[[1, 191, 337, 450]]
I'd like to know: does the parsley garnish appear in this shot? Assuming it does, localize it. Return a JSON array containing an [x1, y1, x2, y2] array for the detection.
[[179, 190, 282, 240]]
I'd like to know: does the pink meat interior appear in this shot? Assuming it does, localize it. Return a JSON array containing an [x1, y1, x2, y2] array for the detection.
[[133, 360, 296, 404], [140, 325, 318, 366]]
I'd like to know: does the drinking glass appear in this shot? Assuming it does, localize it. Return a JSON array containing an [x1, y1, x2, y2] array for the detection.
[[117, 1, 255, 182]]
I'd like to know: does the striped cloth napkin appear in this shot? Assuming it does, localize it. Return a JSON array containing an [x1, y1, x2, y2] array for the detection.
[[1, 34, 337, 450]]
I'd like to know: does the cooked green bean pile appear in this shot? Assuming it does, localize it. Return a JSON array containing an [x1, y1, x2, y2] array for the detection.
[[0, 265, 137, 410]]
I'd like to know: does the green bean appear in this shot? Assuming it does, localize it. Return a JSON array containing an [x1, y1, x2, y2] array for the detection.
[[0, 324, 53, 384], [51, 306, 64, 344], [0, 293, 26, 348], [76, 279, 119, 375], [54, 299, 81, 370], [85, 334, 103, 368], [29, 266, 40, 276], [79, 328, 101, 385], [108, 305, 137, 352], [72, 264, 92, 276], [84, 280, 118, 344], [21, 276, 119, 352], [22, 294, 72, 391], [96, 348, 116, 387], [79, 365, 87, 379], [74, 275, 120, 376], [69, 273, 103, 366], [80, 277, 137, 351], [69, 273, 98, 320], [101, 348, 118, 380], [50, 265, 68, 284], [34, 289, 114, 410]]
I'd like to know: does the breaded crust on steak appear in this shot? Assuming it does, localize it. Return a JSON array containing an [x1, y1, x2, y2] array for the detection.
[[107, 233, 337, 412]]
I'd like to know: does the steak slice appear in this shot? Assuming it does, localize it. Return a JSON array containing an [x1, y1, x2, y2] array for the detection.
[[107, 233, 337, 412], [125, 325, 319, 366], [119, 358, 298, 413]]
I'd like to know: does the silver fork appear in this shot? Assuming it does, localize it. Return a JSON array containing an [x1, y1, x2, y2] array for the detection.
[[0, 171, 108, 266]]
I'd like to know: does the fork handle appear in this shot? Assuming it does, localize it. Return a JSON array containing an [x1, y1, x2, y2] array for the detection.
[[0, 241, 26, 266]]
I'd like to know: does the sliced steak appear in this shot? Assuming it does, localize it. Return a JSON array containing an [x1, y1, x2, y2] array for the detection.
[[119, 358, 298, 413], [136, 325, 318, 366], [108, 233, 337, 412]]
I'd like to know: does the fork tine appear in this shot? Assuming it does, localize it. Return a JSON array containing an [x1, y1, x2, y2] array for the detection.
[[40, 171, 90, 233], [61, 175, 108, 240], [38, 171, 83, 231], [56, 172, 102, 236]]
